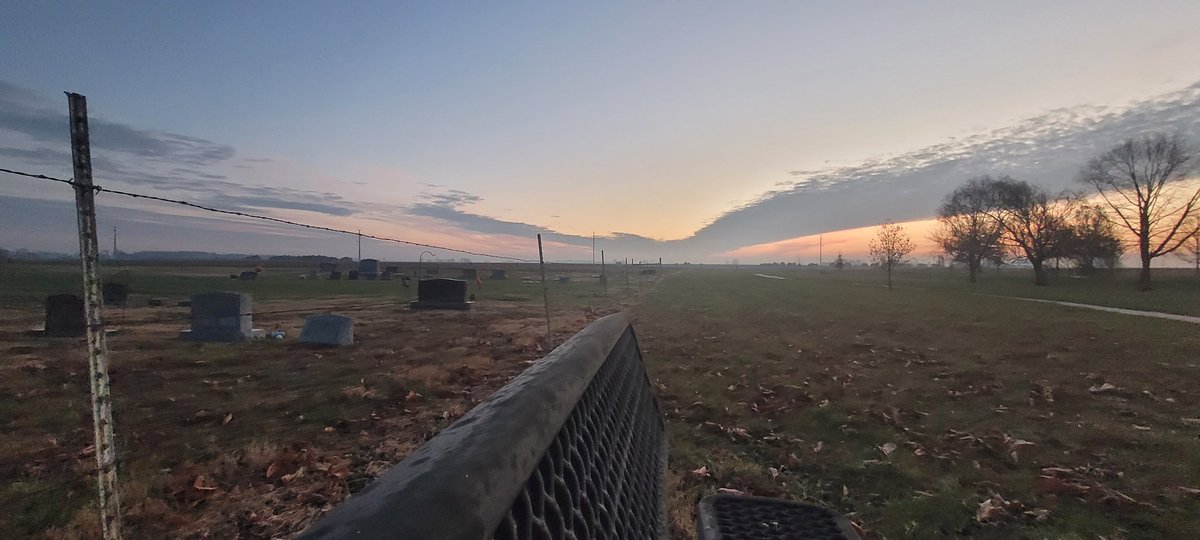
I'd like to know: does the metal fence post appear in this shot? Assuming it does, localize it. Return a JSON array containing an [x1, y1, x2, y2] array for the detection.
[[67, 92, 122, 539]]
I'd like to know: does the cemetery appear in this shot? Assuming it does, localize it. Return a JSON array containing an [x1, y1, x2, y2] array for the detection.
[[3, 262, 1199, 539]]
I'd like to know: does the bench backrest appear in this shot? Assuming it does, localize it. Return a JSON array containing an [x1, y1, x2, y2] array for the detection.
[[299, 312, 666, 540]]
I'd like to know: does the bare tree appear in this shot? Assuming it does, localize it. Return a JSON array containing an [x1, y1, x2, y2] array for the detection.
[[1176, 217, 1200, 277], [932, 177, 1006, 283], [1065, 203, 1123, 275], [869, 221, 915, 290], [834, 253, 846, 270], [982, 178, 1078, 286], [1079, 134, 1199, 290]]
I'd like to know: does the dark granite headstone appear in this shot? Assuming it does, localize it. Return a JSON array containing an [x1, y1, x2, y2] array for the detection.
[[319, 262, 337, 273], [490, 269, 507, 280], [44, 294, 85, 337], [461, 268, 477, 279], [102, 282, 129, 306], [359, 259, 380, 280], [410, 278, 471, 310], [239, 271, 258, 281], [329, 271, 342, 280], [558, 275, 571, 284], [300, 314, 354, 346], [183, 292, 251, 342], [348, 270, 360, 280]]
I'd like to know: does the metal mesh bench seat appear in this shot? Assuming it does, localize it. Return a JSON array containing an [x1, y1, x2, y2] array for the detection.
[[696, 495, 859, 540]]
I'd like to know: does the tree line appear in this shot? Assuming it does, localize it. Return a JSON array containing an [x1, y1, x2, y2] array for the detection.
[[870, 134, 1200, 290]]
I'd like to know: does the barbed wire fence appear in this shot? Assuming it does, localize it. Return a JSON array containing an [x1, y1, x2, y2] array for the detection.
[[0, 93, 660, 538]]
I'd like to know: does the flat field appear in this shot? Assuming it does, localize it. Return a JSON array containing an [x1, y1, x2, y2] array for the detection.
[[635, 268, 1200, 539], [0, 262, 643, 538], [3, 262, 1198, 539]]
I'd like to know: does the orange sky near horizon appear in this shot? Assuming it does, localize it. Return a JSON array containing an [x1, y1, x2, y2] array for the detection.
[[718, 218, 943, 264]]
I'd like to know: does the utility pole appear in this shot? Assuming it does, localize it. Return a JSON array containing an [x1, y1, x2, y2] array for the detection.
[[819, 235, 823, 267], [357, 230, 362, 262], [67, 92, 122, 539], [591, 232, 595, 264], [112, 226, 117, 260]]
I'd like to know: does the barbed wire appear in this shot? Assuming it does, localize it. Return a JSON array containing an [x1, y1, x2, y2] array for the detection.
[[0, 166, 539, 263]]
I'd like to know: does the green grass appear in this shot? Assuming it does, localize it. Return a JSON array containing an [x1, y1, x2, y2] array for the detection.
[[636, 269, 1200, 539]]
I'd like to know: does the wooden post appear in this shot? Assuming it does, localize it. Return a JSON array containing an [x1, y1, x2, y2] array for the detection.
[[537, 234, 552, 348], [67, 92, 122, 539], [601, 250, 606, 297]]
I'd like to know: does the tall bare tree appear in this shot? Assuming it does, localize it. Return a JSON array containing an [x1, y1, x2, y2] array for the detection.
[[983, 177, 1078, 286], [932, 177, 1006, 283], [869, 221, 915, 290], [1079, 134, 1199, 290]]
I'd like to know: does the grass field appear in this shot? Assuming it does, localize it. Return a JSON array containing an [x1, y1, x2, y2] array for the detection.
[[635, 269, 1200, 539], [2, 262, 1198, 538], [0, 262, 648, 538]]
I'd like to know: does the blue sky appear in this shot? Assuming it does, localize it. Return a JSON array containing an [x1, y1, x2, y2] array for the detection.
[[2, 1, 1199, 262]]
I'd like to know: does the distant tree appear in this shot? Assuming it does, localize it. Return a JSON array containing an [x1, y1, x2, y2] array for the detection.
[[932, 177, 1006, 283], [1065, 204, 1123, 275], [1175, 217, 1200, 277], [982, 178, 1079, 286], [869, 221, 915, 290], [1079, 134, 1199, 290], [834, 253, 846, 270]]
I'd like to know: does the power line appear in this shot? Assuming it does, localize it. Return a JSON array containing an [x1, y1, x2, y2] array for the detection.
[[0, 167, 538, 263]]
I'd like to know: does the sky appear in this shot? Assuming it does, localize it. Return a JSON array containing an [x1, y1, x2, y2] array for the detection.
[[2, 1, 1199, 264]]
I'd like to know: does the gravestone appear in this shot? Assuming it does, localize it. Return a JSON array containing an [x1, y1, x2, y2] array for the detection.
[[359, 259, 380, 280], [490, 269, 507, 280], [319, 262, 337, 273], [239, 271, 258, 281], [308, 269, 319, 279], [461, 268, 477, 279], [348, 270, 360, 280], [329, 270, 342, 280], [102, 282, 129, 306], [558, 275, 571, 284], [385, 266, 400, 274], [379, 271, 393, 281], [409, 278, 471, 310], [300, 314, 354, 346], [183, 292, 252, 342], [148, 298, 164, 307], [44, 294, 85, 337]]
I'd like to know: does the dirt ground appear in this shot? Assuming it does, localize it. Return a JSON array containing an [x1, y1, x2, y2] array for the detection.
[[0, 282, 641, 538]]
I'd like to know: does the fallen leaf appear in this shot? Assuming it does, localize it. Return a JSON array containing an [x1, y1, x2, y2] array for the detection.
[[1039, 476, 1090, 496], [812, 441, 824, 453], [405, 390, 423, 402], [323, 426, 335, 433], [717, 487, 746, 496], [265, 462, 279, 478], [1132, 424, 1152, 431], [1089, 382, 1117, 394], [222, 413, 233, 425], [192, 475, 218, 491], [1024, 508, 1051, 522], [976, 498, 1006, 522], [768, 467, 780, 479], [690, 466, 709, 480], [281, 466, 306, 482], [879, 443, 897, 456]]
